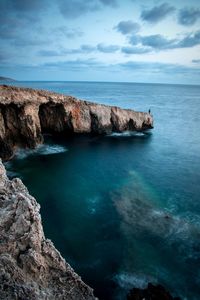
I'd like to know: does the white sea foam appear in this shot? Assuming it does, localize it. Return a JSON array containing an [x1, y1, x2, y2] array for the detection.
[[114, 272, 157, 290], [14, 144, 68, 159], [36, 144, 67, 155], [108, 131, 145, 137]]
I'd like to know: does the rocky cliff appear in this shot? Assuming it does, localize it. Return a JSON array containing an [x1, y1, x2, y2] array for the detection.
[[0, 159, 96, 300], [0, 84, 154, 299], [0, 85, 153, 160]]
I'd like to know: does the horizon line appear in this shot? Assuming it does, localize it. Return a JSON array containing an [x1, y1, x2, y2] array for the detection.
[[1, 79, 200, 88]]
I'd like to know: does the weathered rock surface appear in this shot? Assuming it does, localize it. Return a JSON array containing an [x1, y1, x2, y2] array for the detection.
[[0, 159, 96, 300], [0, 85, 153, 160]]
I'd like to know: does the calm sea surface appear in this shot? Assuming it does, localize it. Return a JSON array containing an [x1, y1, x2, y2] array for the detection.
[[4, 81, 200, 299]]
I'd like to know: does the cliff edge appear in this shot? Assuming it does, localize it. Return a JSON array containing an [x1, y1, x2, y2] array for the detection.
[[0, 159, 96, 299], [0, 85, 153, 160]]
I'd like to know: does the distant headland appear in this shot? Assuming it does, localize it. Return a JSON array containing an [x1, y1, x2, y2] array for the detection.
[[0, 76, 16, 82]]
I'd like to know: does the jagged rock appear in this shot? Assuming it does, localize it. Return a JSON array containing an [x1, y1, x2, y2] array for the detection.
[[127, 283, 181, 300], [0, 85, 153, 160], [0, 159, 96, 300]]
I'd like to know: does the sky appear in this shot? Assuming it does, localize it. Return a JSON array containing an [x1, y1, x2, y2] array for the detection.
[[0, 0, 200, 84]]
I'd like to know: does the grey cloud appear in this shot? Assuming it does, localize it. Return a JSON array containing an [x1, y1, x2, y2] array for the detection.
[[0, 20, 41, 42], [128, 30, 200, 51], [70, 43, 120, 54], [0, 25, 20, 40], [2, 58, 200, 82], [178, 7, 200, 26], [121, 46, 151, 54], [58, 0, 117, 19], [119, 61, 200, 75], [0, 0, 48, 22], [0, 0, 48, 43], [80, 44, 96, 52], [115, 21, 140, 35], [129, 35, 141, 45], [42, 59, 104, 71], [119, 61, 166, 70], [0, 51, 12, 63], [43, 59, 199, 77], [39, 49, 71, 56], [178, 31, 200, 48], [0, 15, 35, 40], [0, 0, 117, 22], [65, 43, 119, 54], [37, 43, 119, 57], [58, 0, 98, 18], [97, 43, 120, 53], [141, 34, 176, 49], [141, 3, 175, 24], [63, 45, 96, 54], [99, 0, 117, 7], [38, 50, 61, 57], [192, 59, 200, 63], [53, 26, 84, 39], [0, 0, 47, 14], [13, 37, 49, 47], [11, 0, 47, 12]]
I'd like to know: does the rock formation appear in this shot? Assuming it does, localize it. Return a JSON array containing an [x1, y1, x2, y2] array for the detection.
[[0, 84, 155, 299], [0, 159, 96, 299], [0, 85, 153, 160]]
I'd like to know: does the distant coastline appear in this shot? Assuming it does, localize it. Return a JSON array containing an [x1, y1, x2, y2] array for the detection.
[[0, 76, 16, 82]]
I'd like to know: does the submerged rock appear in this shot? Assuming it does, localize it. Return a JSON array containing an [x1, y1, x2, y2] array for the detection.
[[0, 85, 153, 160], [127, 283, 181, 300], [0, 159, 96, 300]]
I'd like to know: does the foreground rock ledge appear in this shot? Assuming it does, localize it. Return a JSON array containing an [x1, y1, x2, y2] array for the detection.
[[0, 160, 96, 300], [0, 85, 153, 160]]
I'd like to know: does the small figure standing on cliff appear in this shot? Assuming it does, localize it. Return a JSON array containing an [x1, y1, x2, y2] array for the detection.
[[148, 109, 151, 114]]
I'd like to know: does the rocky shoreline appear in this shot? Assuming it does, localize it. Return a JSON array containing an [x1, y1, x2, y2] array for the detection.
[[0, 85, 182, 299], [0, 85, 153, 160], [0, 159, 96, 299], [0, 157, 182, 300]]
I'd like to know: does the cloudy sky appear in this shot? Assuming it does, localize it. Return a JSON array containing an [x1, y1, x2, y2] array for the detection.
[[1, 0, 200, 84]]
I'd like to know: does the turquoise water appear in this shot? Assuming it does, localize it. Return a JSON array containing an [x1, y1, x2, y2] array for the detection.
[[4, 81, 200, 300]]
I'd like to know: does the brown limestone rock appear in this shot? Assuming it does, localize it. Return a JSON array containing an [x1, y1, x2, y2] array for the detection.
[[0, 85, 153, 160]]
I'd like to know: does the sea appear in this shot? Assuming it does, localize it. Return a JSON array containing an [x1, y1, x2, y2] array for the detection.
[[3, 81, 200, 300]]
